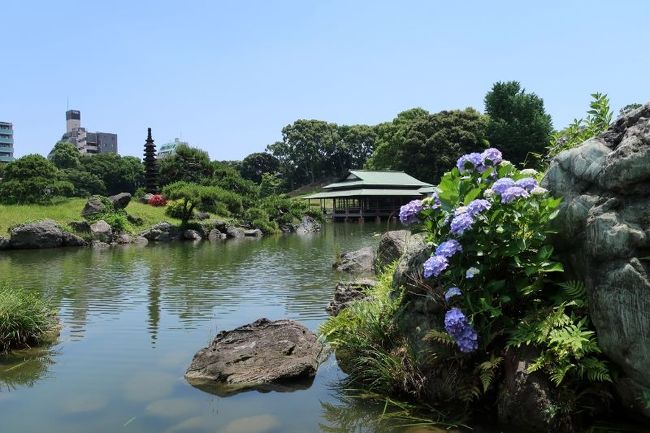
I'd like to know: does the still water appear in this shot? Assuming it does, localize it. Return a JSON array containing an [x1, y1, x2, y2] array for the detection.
[[0, 223, 461, 433]]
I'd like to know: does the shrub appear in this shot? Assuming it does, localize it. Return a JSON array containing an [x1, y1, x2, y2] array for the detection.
[[148, 194, 167, 207], [165, 200, 190, 220], [0, 283, 57, 353], [162, 181, 224, 225]]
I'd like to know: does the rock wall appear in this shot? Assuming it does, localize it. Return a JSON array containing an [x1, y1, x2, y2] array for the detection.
[[543, 103, 650, 416]]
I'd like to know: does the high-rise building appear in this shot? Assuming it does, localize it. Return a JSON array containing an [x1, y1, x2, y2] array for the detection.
[[0, 121, 14, 163], [62, 109, 118, 154]]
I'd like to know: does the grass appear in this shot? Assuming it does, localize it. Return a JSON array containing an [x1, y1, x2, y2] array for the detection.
[[0, 197, 179, 235], [0, 283, 57, 353]]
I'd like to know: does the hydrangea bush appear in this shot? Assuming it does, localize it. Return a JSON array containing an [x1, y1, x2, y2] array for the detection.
[[400, 148, 563, 353]]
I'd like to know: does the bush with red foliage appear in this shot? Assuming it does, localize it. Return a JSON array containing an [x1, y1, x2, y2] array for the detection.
[[148, 194, 167, 207]]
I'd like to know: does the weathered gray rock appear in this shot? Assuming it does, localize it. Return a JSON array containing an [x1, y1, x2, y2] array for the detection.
[[109, 192, 131, 210], [61, 231, 87, 247], [126, 214, 143, 226], [9, 220, 64, 249], [81, 195, 110, 218], [244, 229, 263, 237], [208, 229, 226, 241], [90, 220, 113, 243], [133, 236, 149, 246], [0, 236, 10, 250], [141, 193, 154, 204], [196, 211, 210, 221], [334, 246, 376, 274], [294, 216, 321, 234], [185, 318, 327, 395], [69, 220, 91, 233], [115, 233, 133, 244], [226, 226, 245, 239], [141, 222, 181, 242], [375, 230, 410, 272], [543, 102, 650, 416], [392, 233, 430, 291], [91, 240, 111, 249], [497, 348, 559, 432], [183, 229, 203, 241], [326, 279, 376, 316]]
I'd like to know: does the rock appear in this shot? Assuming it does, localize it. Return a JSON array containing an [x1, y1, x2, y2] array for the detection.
[[90, 220, 113, 243], [497, 348, 562, 432], [140, 222, 181, 242], [81, 195, 110, 218], [126, 214, 144, 226], [196, 211, 210, 221], [141, 193, 154, 204], [294, 216, 321, 234], [115, 233, 132, 244], [333, 246, 376, 274], [61, 231, 87, 247], [208, 229, 226, 241], [392, 233, 431, 292], [183, 229, 203, 241], [69, 220, 91, 233], [0, 236, 10, 250], [326, 279, 376, 316], [542, 102, 650, 417], [375, 230, 410, 272], [109, 192, 131, 210], [185, 318, 328, 396], [133, 236, 149, 246], [225, 226, 245, 239], [244, 229, 263, 237], [9, 220, 64, 249], [91, 241, 111, 249]]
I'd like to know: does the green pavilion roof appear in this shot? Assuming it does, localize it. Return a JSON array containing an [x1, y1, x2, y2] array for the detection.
[[304, 188, 425, 199], [323, 170, 432, 190]]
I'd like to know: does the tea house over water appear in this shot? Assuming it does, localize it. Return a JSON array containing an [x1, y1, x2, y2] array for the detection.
[[304, 170, 433, 221]]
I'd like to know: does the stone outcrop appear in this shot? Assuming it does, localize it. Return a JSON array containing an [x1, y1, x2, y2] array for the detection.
[[183, 229, 203, 241], [375, 230, 410, 272], [90, 220, 113, 243], [208, 229, 226, 241], [244, 229, 263, 237], [61, 231, 87, 247], [543, 102, 650, 416], [333, 246, 376, 274], [109, 192, 131, 210], [279, 216, 322, 234], [0, 236, 10, 250], [326, 279, 376, 316], [9, 220, 65, 249], [140, 222, 181, 242], [81, 195, 109, 218], [185, 318, 327, 396], [225, 226, 245, 239]]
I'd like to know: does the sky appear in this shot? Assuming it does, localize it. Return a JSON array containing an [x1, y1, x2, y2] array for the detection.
[[3, 0, 650, 160]]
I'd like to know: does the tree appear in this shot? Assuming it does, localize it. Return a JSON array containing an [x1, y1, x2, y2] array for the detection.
[[484, 81, 553, 166], [162, 181, 222, 225], [259, 172, 282, 197], [0, 155, 74, 204], [240, 152, 280, 183], [81, 153, 144, 195], [619, 103, 642, 117], [334, 125, 377, 173], [49, 141, 81, 169], [159, 144, 213, 186], [62, 169, 106, 197]]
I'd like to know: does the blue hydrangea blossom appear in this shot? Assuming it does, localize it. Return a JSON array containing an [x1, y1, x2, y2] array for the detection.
[[456, 152, 485, 173], [444, 308, 478, 353], [466, 199, 491, 217], [399, 200, 423, 225], [465, 267, 480, 279], [423, 255, 449, 278], [515, 177, 538, 192], [481, 148, 503, 165], [501, 186, 530, 204], [435, 240, 463, 258], [490, 177, 515, 195], [450, 213, 474, 236], [444, 287, 463, 302]]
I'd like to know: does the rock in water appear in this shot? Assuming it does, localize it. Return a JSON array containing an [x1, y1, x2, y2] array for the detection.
[[333, 246, 376, 273], [185, 318, 327, 396], [90, 220, 113, 243], [9, 219, 64, 249], [543, 102, 650, 417]]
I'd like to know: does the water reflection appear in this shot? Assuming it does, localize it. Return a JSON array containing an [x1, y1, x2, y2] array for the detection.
[[0, 347, 56, 391]]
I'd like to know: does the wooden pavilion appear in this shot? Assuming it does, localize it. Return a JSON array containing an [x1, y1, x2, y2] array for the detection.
[[304, 170, 433, 221]]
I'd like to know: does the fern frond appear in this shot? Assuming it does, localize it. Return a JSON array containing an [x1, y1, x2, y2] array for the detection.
[[424, 329, 455, 347], [477, 356, 503, 392]]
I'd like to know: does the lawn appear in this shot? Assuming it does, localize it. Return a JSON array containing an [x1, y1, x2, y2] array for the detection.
[[0, 198, 178, 235]]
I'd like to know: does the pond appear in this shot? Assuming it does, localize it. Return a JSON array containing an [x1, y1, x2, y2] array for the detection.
[[0, 222, 468, 433]]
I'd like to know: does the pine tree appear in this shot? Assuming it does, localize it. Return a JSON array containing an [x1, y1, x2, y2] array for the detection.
[[143, 128, 159, 193]]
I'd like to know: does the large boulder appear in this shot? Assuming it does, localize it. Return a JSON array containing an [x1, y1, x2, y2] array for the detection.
[[333, 246, 376, 274], [375, 230, 410, 272], [244, 229, 263, 237], [109, 192, 131, 210], [295, 216, 321, 234], [141, 222, 181, 242], [90, 220, 113, 243], [543, 102, 650, 416], [225, 226, 245, 239], [183, 229, 203, 241], [9, 220, 64, 249], [185, 318, 328, 396], [208, 229, 226, 241], [326, 279, 376, 316], [81, 195, 110, 218], [61, 231, 87, 247], [0, 236, 10, 250]]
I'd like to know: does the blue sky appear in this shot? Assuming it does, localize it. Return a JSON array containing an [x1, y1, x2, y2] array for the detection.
[[3, 1, 649, 160]]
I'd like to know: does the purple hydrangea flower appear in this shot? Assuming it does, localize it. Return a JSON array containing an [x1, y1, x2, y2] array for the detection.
[[423, 255, 448, 278], [444, 308, 478, 353], [466, 199, 491, 217], [515, 177, 538, 192], [456, 152, 485, 173], [481, 148, 503, 165], [501, 186, 530, 204], [444, 287, 463, 302], [435, 240, 463, 258], [490, 177, 515, 195], [465, 267, 480, 279], [399, 199, 423, 225], [450, 213, 474, 236]]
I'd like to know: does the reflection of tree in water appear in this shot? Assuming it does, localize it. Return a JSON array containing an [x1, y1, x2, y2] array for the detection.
[[320, 385, 456, 433], [0, 347, 56, 391]]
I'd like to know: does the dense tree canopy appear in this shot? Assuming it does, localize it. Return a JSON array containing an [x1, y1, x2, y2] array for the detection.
[[159, 144, 213, 186], [0, 155, 73, 204], [80, 153, 144, 195], [240, 152, 280, 183], [484, 81, 553, 166], [49, 141, 81, 170]]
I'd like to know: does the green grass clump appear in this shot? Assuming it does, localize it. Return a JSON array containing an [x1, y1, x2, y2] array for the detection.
[[0, 283, 57, 353]]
